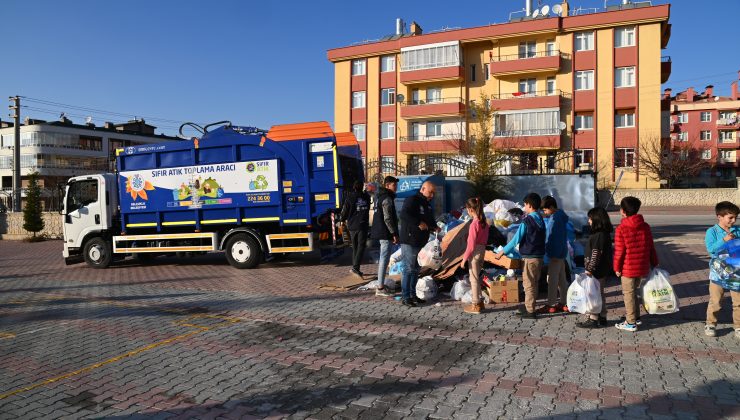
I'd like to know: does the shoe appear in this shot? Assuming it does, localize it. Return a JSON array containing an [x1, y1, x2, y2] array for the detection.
[[375, 288, 392, 297], [520, 310, 537, 319], [536, 305, 557, 314], [576, 318, 600, 329], [412, 297, 426, 305], [615, 321, 637, 332], [350, 268, 364, 278], [402, 299, 417, 307], [598, 316, 608, 327], [619, 316, 642, 326], [559, 304, 570, 313], [464, 303, 483, 314], [704, 325, 716, 337]]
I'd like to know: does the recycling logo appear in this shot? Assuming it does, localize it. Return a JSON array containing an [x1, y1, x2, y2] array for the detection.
[[249, 175, 269, 190]]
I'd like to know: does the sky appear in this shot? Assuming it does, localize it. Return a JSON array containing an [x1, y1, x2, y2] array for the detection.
[[1, 0, 738, 137]]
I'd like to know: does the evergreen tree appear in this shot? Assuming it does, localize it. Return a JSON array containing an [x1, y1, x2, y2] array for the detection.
[[23, 172, 45, 238], [466, 93, 507, 202]]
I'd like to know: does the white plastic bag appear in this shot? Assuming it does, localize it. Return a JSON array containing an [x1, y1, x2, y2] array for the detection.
[[416, 276, 437, 301], [388, 248, 403, 267], [641, 268, 679, 315], [417, 238, 443, 269], [450, 279, 471, 301], [567, 273, 603, 314]]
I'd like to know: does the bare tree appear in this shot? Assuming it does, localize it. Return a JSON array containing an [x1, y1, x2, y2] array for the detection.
[[639, 135, 707, 188]]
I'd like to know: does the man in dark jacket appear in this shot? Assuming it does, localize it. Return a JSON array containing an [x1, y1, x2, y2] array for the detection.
[[340, 181, 370, 278], [399, 180, 439, 307], [371, 176, 399, 297]]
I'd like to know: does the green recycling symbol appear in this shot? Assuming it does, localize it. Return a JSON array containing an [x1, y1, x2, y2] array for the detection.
[[253, 175, 268, 190]]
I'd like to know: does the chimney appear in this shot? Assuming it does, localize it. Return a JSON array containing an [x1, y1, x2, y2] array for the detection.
[[686, 87, 695, 102], [663, 88, 672, 99], [561, 0, 569, 17], [732, 81, 739, 101], [410, 21, 422, 35], [104, 122, 115, 129], [704, 85, 714, 98]]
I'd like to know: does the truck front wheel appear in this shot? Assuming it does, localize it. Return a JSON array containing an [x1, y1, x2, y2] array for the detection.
[[84, 237, 112, 269], [225, 233, 261, 269]]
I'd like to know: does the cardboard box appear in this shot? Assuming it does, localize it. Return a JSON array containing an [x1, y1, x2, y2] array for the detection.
[[488, 279, 522, 303], [484, 250, 523, 269]]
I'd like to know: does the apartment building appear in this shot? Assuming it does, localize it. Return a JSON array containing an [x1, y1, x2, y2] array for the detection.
[[667, 75, 740, 187], [0, 117, 178, 210], [327, 0, 671, 188]]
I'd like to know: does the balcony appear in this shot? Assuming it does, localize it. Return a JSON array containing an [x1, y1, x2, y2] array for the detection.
[[490, 90, 568, 111], [400, 97, 465, 119], [400, 66, 464, 84], [661, 56, 671, 84], [718, 156, 737, 165], [399, 135, 467, 154], [492, 129, 561, 150], [717, 117, 740, 129], [490, 51, 561, 77]]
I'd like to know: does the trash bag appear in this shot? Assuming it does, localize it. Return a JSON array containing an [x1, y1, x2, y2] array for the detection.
[[358, 277, 396, 291], [388, 247, 403, 267], [641, 268, 679, 314], [388, 260, 406, 276], [416, 276, 437, 300], [566, 272, 602, 314], [418, 238, 443, 269], [450, 278, 471, 301]]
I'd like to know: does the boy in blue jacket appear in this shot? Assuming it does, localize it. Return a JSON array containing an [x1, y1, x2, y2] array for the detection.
[[540, 196, 570, 314], [497, 193, 546, 319], [704, 201, 740, 339]]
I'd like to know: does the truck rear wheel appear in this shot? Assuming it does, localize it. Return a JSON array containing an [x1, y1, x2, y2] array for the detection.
[[84, 237, 112, 269], [225, 233, 261, 269]]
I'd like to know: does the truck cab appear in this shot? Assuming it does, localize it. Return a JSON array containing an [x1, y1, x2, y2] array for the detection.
[[62, 174, 118, 265]]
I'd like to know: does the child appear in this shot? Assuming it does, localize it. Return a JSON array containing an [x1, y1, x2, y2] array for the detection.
[[704, 201, 740, 338], [613, 196, 658, 332], [577, 207, 613, 329], [460, 197, 490, 314], [497, 193, 546, 318], [540, 196, 570, 314]]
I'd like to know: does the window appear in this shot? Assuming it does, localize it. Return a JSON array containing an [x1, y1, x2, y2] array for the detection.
[[700, 130, 712, 141], [700, 111, 712, 122], [615, 67, 635, 88], [575, 149, 594, 166], [720, 131, 734, 141], [615, 27, 636, 48], [494, 109, 561, 137], [380, 122, 395, 140], [575, 31, 594, 51], [484, 64, 490, 81], [575, 113, 594, 130], [701, 149, 711, 160], [677, 131, 688, 141], [546, 77, 556, 95], [381, 88, 395, 106], [410, 122, 421, 140], [677, 149, 688, 161], [411, 89, 420, 104], [546, 40, 557, 56], [66, 179, 98, 213], [720, 150, 734, 161], [426, 120, 442, 138], [400, 42, 461, 71], [678, 113, 688, 123], [519, 153, 539, 170], [380, 155, 395, 173], [470, 64, 476, 82], [615, 112, 635, 128], [352, 124, 366, 141], [426, 87, 442, 104], [351, 59, 366, 76], [518, 41, 536, 58], [575, 71, 594, 90], [518, 78, 536, 94], [352, 91, 366, 108], [615, 148, 635, 168], [381, 55, 396, 72]]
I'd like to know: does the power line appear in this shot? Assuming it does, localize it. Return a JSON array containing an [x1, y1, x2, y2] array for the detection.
[[21, 105, 185, 131]]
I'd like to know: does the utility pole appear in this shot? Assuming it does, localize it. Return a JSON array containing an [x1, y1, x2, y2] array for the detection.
[[8, 96, 21, 212]]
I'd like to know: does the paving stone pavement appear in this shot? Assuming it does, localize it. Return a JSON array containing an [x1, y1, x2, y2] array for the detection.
[[0, 212, 739, 419]]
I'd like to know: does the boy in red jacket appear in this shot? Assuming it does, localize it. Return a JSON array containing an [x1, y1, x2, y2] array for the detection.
[[614, 196, 658, 332]]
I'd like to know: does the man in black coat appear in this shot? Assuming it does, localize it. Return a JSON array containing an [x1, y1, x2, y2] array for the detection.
[[340, 181, 370, 278], [399, 180, 439, 307], [370, 176, 399, 297]]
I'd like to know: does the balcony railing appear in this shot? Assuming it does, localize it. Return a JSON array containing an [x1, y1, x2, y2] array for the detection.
[[401, 97, 462, 106], [491, 90, 570, 100], [717, 117, 739, 126], [491, 50, 560, 62], [400, 134, 463, 142], [494, 128, 561, 137]]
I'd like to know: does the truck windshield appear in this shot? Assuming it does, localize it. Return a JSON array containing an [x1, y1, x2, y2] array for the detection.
[[66, 180, 98, 213]]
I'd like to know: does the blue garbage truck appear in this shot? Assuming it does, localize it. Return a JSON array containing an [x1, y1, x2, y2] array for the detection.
[[61, 121, 363, 269]]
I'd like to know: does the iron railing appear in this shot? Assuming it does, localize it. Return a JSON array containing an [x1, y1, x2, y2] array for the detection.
[[491, 90, 570, 100], [401, 97, 462, 106], [491, 50, 560, 62]]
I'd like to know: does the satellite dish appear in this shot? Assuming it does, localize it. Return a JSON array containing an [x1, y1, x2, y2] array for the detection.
[[396, 94, 405, 103], [532, 8, 540, 17], [558, 121, 567, 130], [85, 116, 93, 124], [541, 5, 551, 16], [552, 4, 563, 15]]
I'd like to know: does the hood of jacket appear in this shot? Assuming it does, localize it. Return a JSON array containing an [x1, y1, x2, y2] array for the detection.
[[620, 214, 647, 230]]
